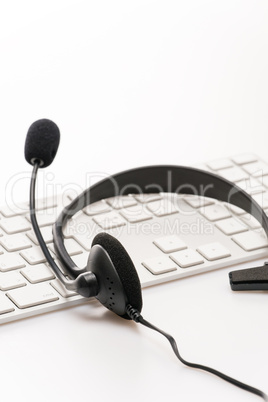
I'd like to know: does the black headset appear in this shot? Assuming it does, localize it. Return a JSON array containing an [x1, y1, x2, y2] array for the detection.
[[24, 119, 268, 401]]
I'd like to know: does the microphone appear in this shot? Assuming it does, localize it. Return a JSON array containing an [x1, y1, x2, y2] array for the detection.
[[24, 118, 60, 168], [25, 119, 99, 298]]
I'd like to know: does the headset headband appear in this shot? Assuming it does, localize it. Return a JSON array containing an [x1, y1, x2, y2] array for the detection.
[[52, 165, 268, 279]]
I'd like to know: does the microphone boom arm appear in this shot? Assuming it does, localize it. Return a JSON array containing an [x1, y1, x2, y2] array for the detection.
[[29, 162, 98, 297]]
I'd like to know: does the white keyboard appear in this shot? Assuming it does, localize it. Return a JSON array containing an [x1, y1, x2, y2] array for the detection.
[[1, 153, 268, 325]]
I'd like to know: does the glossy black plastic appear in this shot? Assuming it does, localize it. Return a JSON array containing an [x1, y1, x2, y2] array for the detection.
[[229, 262, 268, 291]]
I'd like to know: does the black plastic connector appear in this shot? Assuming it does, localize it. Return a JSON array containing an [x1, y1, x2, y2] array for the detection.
[[229, 262, 268, 291]]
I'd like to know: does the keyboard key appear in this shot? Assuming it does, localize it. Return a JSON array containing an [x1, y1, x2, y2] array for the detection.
[[215, 218, 248, 235], [0, 254, 26, 272], [69, 253, 89, 267], [142, 256, 177, 275], [252, 192, 268, 209], [232, 231, 268, 251], [83, 200, 111, 215], [34, 197, 57, 211], [93, 211, 126, 229], [0, 216, 31, 234], [183, 195, 214, 209], [218, 166, 249, 182], [26, 208, 58, 227], [0, 271, 26, 290], [51, 279, 77, 297], [106, 196, 137, 209], [49, 238, 83, 256], [243, 161, 268, 178], [20, 246, 46, 265], [200, 204, 231, 221], [197, 242, 231, 261], [21, 264, 55, 284], [153, 235, 187, 253], [0, 202, 28, 218], [119, 206, 152, 223], [146, 199, 177, 217], [0, 293, 15, 314], [170, 249, 204, 268], [27, 226, 53, 244], [62, 211, 93, 238], [236, 177, 265, 195], [231, 154, 257, 165], [7, 283, 59, 309], [133, 194, 162, 203], [240, 214, 262, 230], [0, 234, 33, 252], [261, 176, 268, 188], [72, 234, 92, 251], [64, 238, 84, 255], [207, 158, 233, 171], [224, 203, 246, 216]]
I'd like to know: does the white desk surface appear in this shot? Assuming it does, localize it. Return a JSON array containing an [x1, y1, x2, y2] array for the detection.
[[0, 2, 268, 401]]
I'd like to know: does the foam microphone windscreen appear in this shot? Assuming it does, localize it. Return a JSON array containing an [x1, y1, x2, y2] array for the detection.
[[24, 119, 60, 168]]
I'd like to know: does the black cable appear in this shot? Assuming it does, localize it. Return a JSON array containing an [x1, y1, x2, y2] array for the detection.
[[126, 306, 268, 401], [30, 162, 69, 285]]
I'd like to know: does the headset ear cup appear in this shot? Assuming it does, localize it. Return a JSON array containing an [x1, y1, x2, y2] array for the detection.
[[92, 233, 143, 318]]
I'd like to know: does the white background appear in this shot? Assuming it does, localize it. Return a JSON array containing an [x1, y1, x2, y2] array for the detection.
[[0, 1, 268, 401]]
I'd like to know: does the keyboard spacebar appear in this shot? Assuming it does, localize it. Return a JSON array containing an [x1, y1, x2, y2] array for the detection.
[[7, 283, 59, 309]]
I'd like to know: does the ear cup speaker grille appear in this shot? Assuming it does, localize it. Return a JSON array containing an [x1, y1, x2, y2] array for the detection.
[[105, 277, 116, 310]]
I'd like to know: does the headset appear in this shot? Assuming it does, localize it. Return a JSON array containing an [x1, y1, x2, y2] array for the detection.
[[24, 119, 268, 401]]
